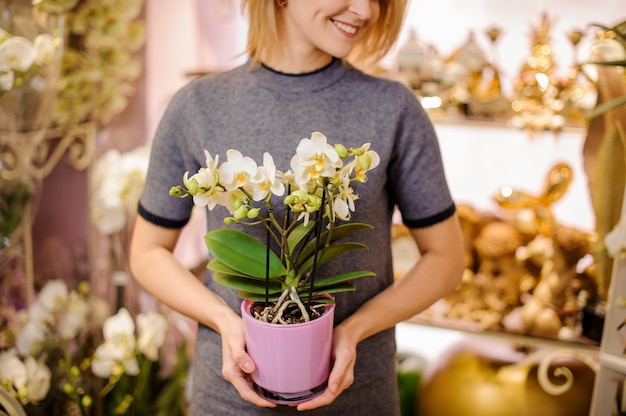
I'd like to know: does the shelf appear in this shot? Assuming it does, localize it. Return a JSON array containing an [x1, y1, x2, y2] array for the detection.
[[426, 111, 587, 135], [406, 315, 600, 353]]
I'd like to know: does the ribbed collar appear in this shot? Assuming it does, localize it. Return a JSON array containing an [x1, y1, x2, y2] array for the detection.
[[252, 57, 348, 93]]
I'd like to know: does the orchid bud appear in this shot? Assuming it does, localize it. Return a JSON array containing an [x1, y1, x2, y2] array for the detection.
[[224, 217, 234, 224], [16, 386, 28, 401], [82, 395, 93, 408], [187, 179, 198, 195], [292, 190, 309, 201], [353, 147, 365, 156], [247, 208, 260, 219], [357, 152, 372, 170], [78, 281, 90, 296], [234, 205, 248, 221], [284, 194, 295, 205], [169, 186, 183, 197], [335, 144, 348, 158]]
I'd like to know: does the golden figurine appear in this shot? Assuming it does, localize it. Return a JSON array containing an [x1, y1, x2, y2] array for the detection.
[[494, 163, 573, 236]]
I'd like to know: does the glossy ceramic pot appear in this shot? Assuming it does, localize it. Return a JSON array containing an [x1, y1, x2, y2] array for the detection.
[[241, 298, 335, 405]]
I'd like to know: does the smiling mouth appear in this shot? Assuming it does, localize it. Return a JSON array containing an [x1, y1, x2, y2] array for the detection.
[[332, 20, 358, 36]]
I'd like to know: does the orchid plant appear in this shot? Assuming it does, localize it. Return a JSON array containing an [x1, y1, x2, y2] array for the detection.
[[170, 132, 380, 324], [0, 279, 189, 416]]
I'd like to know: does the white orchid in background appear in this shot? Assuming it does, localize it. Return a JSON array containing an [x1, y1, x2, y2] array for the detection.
[[91, 308, 139, 379], [605, 220, 626, 258], [91, 307, 168, 378], [1, 279, 95, 408], [0, 29, 59, 93], [15, 280, 91, 357], [90, 145, 150, 235], [136, 311, 169, 361], [0, 349, 51, 405], [1, 279, 188, 415]]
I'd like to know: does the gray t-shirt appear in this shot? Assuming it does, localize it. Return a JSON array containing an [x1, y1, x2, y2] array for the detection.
[[139, 58, 455, 415]]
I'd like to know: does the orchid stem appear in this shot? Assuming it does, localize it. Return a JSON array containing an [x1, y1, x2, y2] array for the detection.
[[307, 185, 326, 313], [265, 208, 272, 308]]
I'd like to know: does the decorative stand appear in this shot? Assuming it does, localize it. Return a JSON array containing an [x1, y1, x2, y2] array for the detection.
[[0, 387, 27, 416], [0, 123, 96, 303]]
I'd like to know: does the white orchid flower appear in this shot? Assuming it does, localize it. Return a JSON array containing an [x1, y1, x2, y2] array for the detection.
[[37, 279, 68, 313], [251, 152, 285, 201], [136, 311, 168, 361], [91, 340, 139, 378], [354, 143, 380, 182], [182, 151, 222, 208], [605, 220, 626, 258], [0, 69, 14, 91], [16, 321, 47, 356], [90, 146, 150, 235], [91, 308, 139, 378], [219, 149, 258, 191], [58, 291, 89, 339], [33, 34, 55, 65], [291, 132, 342, 187], [26, 301, 54, 326], [0, 349, 27, 391], [24, 357, 51, 403], [103, 307, 136, 344], [0, 36, 36, 71], [333, 173, 358, 221], [119, 145, 150, 206]]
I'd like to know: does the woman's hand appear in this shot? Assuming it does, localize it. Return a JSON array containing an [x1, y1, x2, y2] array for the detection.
[[296, 323, 357, 411], [220, 317, 277, 408]]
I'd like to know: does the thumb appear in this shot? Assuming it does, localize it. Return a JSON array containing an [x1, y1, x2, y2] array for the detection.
[[233, 349, 255, 374]]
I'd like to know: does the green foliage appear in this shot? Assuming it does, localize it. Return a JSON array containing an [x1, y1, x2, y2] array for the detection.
[[0, 180, 30, 246], [204, 227, 373, 302]]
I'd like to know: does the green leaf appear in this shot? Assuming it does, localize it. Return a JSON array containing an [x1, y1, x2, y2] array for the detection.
[[587, 95, 626, 120], [213, 272, 283, 294], [586, 59, 626, 67], [287, 221, 316, 253], [296, 223, 373, 267], [205, 229, 286, 278], [237, 291, 283, 302], [207, 258, 245, 276], [308, 270, 376, 289], [207, 258, 279, 281], [307, 282, 356, 296], [298, 242, 369, 274]]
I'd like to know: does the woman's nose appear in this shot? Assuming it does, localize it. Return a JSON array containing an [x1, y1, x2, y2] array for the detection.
[[347, 0, 374, 21]]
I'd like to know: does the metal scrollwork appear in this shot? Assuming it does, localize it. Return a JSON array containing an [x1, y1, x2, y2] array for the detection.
[[0, 123, 96, 183], [498, 347, 599, 396]]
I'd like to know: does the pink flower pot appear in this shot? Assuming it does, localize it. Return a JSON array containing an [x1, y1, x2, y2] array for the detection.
[[241, 299, 335, 405]]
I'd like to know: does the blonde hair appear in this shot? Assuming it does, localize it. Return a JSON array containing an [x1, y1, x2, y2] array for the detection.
[[240, 0, 409, 68]]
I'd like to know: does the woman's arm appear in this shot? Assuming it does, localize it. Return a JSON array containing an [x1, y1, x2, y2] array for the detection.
[[129, 216, 277, 408], [297, 213, 465, 411]]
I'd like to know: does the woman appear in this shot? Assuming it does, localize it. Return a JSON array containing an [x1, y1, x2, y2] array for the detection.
[[130, 0, 464, 414]]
